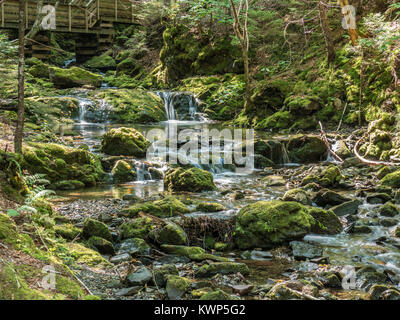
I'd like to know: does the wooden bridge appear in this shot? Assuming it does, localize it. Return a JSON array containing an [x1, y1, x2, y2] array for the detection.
[[0, 0, 137, 60]]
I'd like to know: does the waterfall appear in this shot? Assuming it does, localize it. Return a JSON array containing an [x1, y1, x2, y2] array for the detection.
[[134, 161, 153, 181], [156, 91, 203, 121], [281, 143, 290, 164]]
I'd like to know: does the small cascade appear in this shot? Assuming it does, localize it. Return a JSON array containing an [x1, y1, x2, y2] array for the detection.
[[156, 91, 204, 121], [63, 57, 76, 68], [281, 143, 290, 164], [134, 161, 153, 181]]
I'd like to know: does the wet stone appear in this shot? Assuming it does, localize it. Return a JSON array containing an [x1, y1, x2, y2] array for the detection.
[[290, 241, 323, 260], [126, 266, 152, 286], [115, 286, 141, 297], [330, 199, 361, 216], [366, 193, 392, 204], [110, 253, 131, 264]]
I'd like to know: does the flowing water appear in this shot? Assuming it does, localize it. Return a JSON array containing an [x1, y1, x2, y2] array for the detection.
[[56, 86, 400, 283]]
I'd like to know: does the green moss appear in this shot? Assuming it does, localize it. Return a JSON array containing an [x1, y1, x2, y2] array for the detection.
[[152, 223, 187, 245], [119, 217, 155, 240], [166, 275, 190, 299], [199, 289, 236, 300], [0, 213, 18, 245], [319, 165, 343, 187], [87, 236, 115, 255], [111, 160, 137, 183], [82, 218, 112, 241], [54, 224, 82, 240], [116, 58, 141, 76], [256, 111, 294, 131], [55, 274, 85, 299], [84, 54, 116, 71], [54, 180, 85, 190], [0, 264, 49, 300], [160, 244, 205, 257], [121, 196, 189, 218], [379, 169, 400, 188], [196, 202, 225, 212], [61, 243, 112, 268], [49, 66, 103, 88], [234, 200, 315, 249], [93, 89, 165, 124], [22, 143, 104, 187], [101, 127, 150, 157], [308, 207, 343, 234], [164, 167, 216, 192]]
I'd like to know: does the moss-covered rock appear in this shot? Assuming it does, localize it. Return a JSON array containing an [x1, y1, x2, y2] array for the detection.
[[120, 196, 189, 218], [234, 200, 341, 249], [153, 264, 179, 287], [54, 180, 85, 190], [63, 243, 112, 268], [151, 222, 188, 245], [319, 165, 343, 187], [49, 66, 102, 88], [54, 223, 81, 240], [166, 275, 190, 300], [111, 160, 137, 183], [160, 244, 229, 262], [119, 217, 155, 240], [116, 58, 141, 76], [286, 135, 327, 163], [308, 207, 343, 234], [83, 54, 116, 71], [27, 59, 50, 79], [87, 236, 115, 255], [256, 110, 294, 131], [196, 262, 250, 277], [164, 167, 216, 192], [101, 127, 150, 157], [195, 202, 225, 212], [0, 213, 18, 244], [379, 169, 400, 188], [22, 143, 104, 187], [92, 89, 166, 124], [82, 218, 112, 241], [380, 202, 399, 217], [282, 188, 311, 205]]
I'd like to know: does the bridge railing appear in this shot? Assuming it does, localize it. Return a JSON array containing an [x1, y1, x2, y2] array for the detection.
[[0, 0, 134, 32]]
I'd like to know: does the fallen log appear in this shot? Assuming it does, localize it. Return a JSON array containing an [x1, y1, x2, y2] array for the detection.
[[353, 132, 400, 167]]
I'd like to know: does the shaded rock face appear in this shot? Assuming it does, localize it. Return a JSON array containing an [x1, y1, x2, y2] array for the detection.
[[126, 266, 152, 286], [286, 135, 327, 163]]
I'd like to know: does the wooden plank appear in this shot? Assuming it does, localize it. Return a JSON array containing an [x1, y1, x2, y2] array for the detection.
[[1, 2, 4, 28]]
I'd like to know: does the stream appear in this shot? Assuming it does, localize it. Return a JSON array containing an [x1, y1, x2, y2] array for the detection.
[[54, 81, 400, 295]]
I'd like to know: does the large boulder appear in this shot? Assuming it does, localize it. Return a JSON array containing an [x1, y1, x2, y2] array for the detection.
[[119, 217, 155, 240], [164, 167, 216, 192], [49, 66, 102, 88], [92, 89, 166, 124], [101, 127, 150, 157], [234, 200, 342, 249], [286, 135, 327, 163]]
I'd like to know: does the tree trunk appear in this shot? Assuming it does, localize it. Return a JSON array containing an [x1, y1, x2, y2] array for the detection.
[[318, 2, 335, 65], [339, 0, 358, 45], [14, 0, 26, 154], [230, 0, 251, 112]]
